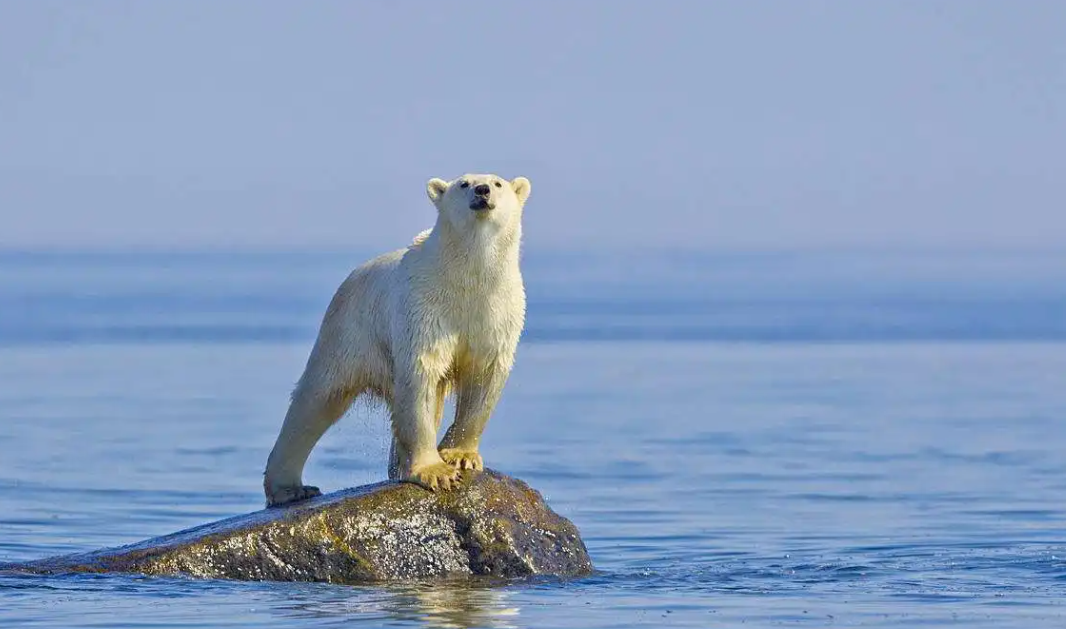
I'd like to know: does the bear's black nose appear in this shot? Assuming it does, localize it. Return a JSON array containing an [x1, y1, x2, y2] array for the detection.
[[474, 183, 491, 197]]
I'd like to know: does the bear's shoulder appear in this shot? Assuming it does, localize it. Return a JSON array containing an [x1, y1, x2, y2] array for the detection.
[[409, 228, 433, 249]]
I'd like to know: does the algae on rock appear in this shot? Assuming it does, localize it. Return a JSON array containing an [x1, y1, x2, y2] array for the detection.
[[4, 470, 592, 584]]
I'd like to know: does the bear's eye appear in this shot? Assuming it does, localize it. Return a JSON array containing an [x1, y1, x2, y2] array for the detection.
[[494, 181, 502, 188], [459, 181, 469, 189]]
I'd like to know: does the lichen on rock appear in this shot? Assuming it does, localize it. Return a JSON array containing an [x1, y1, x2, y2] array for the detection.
[[3, 470, 592, 584]]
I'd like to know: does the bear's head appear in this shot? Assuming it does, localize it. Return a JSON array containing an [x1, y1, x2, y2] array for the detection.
[[425, 173, 531, 234]]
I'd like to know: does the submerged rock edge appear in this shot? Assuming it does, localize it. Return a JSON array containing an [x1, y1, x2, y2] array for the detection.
[[2, 470, 593, 584]]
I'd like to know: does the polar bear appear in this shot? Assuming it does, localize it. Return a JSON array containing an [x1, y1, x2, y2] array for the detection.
[[262, 174, 531, 507]]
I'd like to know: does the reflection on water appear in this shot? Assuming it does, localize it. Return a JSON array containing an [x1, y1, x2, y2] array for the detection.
[[283, 581, 520, 629], [384, 585, 520, 629]]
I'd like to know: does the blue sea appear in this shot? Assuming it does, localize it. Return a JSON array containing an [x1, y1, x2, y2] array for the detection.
[[1, 249, 1065, 628]]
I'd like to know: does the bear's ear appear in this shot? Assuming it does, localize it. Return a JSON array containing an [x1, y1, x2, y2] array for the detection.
[[510, 177, 532, 205], [426, 178, 449, 205]]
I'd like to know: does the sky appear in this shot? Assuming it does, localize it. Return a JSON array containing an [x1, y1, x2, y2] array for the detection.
[[0, 1, 1063, 251]]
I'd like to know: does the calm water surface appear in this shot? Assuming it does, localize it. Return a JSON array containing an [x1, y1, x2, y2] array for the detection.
[[1, 252, 1064, 627]]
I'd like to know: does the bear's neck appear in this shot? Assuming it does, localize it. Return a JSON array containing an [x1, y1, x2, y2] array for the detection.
[[423, 220, 522, 282]]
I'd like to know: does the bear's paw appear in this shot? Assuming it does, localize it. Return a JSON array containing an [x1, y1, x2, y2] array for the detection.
[[407, 461, 463, 491], [439, 448, 484, 472]]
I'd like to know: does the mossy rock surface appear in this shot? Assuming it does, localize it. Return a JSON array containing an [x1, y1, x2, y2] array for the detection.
[[3, 470, 592, 583]]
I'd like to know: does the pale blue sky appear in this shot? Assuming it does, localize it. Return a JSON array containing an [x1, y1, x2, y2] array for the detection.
[[1, 1, 1063, 251]]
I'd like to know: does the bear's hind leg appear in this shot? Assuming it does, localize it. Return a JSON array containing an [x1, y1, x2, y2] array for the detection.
[[263, 382, 354, 507]]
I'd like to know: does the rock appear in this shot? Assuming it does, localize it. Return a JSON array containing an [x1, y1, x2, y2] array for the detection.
[[3, 470, 592, 583]]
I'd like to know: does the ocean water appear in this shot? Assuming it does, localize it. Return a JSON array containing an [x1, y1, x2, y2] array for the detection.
[[1, 250, 1065, 628]]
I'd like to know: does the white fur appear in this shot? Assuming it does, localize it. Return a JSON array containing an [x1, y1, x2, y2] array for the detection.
[[263, 173, 530, 506]]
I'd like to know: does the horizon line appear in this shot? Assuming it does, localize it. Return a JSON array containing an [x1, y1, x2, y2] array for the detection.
[[1, 244, 1065, 257]]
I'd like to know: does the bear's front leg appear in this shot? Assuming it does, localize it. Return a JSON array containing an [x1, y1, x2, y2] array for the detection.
[[392, 365, 461, 491], [439, 366, 510, 472]]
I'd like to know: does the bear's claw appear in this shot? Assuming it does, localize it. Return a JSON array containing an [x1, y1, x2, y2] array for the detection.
[[439, 448, 484, 472], [266, 484, 322, 508], [407, 461, 463, 491]]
